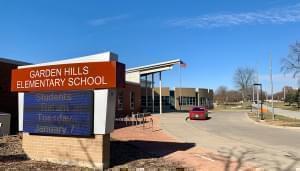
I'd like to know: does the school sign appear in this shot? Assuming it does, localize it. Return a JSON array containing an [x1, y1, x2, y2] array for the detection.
[[11, 52, 125, 169]]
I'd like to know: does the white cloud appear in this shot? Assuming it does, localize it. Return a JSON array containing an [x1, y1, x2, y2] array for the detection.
[[89, 14, 129, 26], [168, 3, 300, 28]]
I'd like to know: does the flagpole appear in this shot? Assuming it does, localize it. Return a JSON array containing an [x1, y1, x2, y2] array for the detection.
[[179, 62, 182, 111], [270, 54, 275, 120]]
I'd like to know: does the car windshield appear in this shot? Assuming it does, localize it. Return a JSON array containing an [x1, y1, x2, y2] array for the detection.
[[192, 107, 205, 111]]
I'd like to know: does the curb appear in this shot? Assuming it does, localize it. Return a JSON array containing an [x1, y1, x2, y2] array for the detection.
[[244, 112, 300, 130]]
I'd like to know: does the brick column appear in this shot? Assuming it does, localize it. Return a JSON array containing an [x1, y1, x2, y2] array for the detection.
[[22, 133, 110, 169]]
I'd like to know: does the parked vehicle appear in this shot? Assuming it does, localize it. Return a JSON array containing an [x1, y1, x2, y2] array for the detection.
[[188, 106, 208, 120]]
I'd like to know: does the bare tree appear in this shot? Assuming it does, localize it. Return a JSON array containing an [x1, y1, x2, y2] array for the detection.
[[226, 90, 243, 102], [233, 67, 256, 102], [281, 41, 300, 87], [281, 42, 300, 109], [215, 86, 228, 104]]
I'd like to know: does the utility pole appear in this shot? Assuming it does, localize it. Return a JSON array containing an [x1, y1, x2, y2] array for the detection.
[[270, 55, 275, 120]]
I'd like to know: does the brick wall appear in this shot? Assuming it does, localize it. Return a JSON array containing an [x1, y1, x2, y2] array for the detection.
[[0, 62, 18, 134], [22, 133, 110, 169], [116, 82, 141, 117]]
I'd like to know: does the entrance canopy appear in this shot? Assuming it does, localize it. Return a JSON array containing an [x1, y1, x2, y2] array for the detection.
[[126, 59, 181, 76], [126, 59, 184, 114]]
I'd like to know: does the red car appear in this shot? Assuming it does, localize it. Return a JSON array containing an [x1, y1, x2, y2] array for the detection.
[[188, 106, 208, 120]]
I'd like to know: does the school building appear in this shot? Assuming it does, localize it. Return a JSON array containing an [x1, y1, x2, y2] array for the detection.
[[115, 59, 214, 117], [0, 53, 213, 134]]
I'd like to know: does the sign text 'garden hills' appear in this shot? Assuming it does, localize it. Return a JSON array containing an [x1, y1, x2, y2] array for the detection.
[[11, 61, 125, 92]]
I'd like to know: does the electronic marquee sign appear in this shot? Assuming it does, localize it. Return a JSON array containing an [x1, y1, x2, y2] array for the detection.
[[11, 60, 125, 137], [23, 91, 94, 136], [11, 61, 125, 92]]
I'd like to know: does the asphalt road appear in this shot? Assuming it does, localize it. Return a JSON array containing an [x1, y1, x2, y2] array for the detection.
[[160, 111, 300, 171]]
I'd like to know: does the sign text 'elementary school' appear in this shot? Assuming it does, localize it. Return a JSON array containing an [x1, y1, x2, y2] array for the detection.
[[17, 66, 106, 88], [11, 61, 125, 92]]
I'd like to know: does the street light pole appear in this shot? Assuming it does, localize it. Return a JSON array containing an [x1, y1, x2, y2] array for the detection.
[[254, 83, 264, 120], [251, 85, 254, 112]]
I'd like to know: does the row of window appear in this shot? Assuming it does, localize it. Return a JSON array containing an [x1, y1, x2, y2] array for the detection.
[[117, 91, 136, 110], [179, 96, 197, 106], [178, 96, 209, 106], [141, 96, 170, 106], [117, 93, 211, 110]]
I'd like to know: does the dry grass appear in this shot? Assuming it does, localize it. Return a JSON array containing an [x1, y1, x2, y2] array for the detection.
[[248, 112, 300, 127], [0, 135, 184, 170], [214, 102, 252, 111], [266, 102, 300, 111]]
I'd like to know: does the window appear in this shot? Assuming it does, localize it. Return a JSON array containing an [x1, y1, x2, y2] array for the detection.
[[162, 96, 170, 105], [141, 96, 153, 107], [117, 92, 123, 110], [130, 92, 135, 110], [200, 97, 208, 106], [179, 96, 197, 106]]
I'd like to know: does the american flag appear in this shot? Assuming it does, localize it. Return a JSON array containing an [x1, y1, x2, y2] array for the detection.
[[180, 61, 187, 68]]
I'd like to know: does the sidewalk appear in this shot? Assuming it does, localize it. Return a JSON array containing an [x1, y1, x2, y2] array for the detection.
[[111, 115, 254, 170], [268, 106, 300, 119], [253, 104, 300, 119]]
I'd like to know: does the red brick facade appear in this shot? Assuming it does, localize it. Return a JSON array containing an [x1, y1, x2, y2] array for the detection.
[[115, 82, 141, 118], [0, 62, 19, 134]]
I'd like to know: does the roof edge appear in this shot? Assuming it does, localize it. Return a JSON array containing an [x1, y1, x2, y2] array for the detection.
[[0, 57, 31, 66]]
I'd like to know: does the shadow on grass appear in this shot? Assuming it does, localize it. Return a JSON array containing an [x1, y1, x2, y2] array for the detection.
[[0, 154, 28, 162], [110, 140, 195, 167]]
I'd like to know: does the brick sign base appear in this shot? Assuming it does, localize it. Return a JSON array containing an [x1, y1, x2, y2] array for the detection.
[[22, 133, 110, 169]]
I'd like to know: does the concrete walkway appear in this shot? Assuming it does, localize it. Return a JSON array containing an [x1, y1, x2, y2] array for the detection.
[[253, 104, 300, 119], [267, 105, 300, 119]]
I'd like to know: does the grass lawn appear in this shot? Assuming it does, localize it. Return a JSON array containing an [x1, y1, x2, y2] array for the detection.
[[248, 111, 300, 127]]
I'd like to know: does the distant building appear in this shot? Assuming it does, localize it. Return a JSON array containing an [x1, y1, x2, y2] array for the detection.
[[174, 88, 213, 111]]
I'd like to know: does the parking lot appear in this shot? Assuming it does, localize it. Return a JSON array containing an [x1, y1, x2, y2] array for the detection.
[[160, 112, 300, 170]]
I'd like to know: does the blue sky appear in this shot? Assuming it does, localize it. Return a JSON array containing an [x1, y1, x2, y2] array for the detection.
[[1, 0, 300, 93]]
